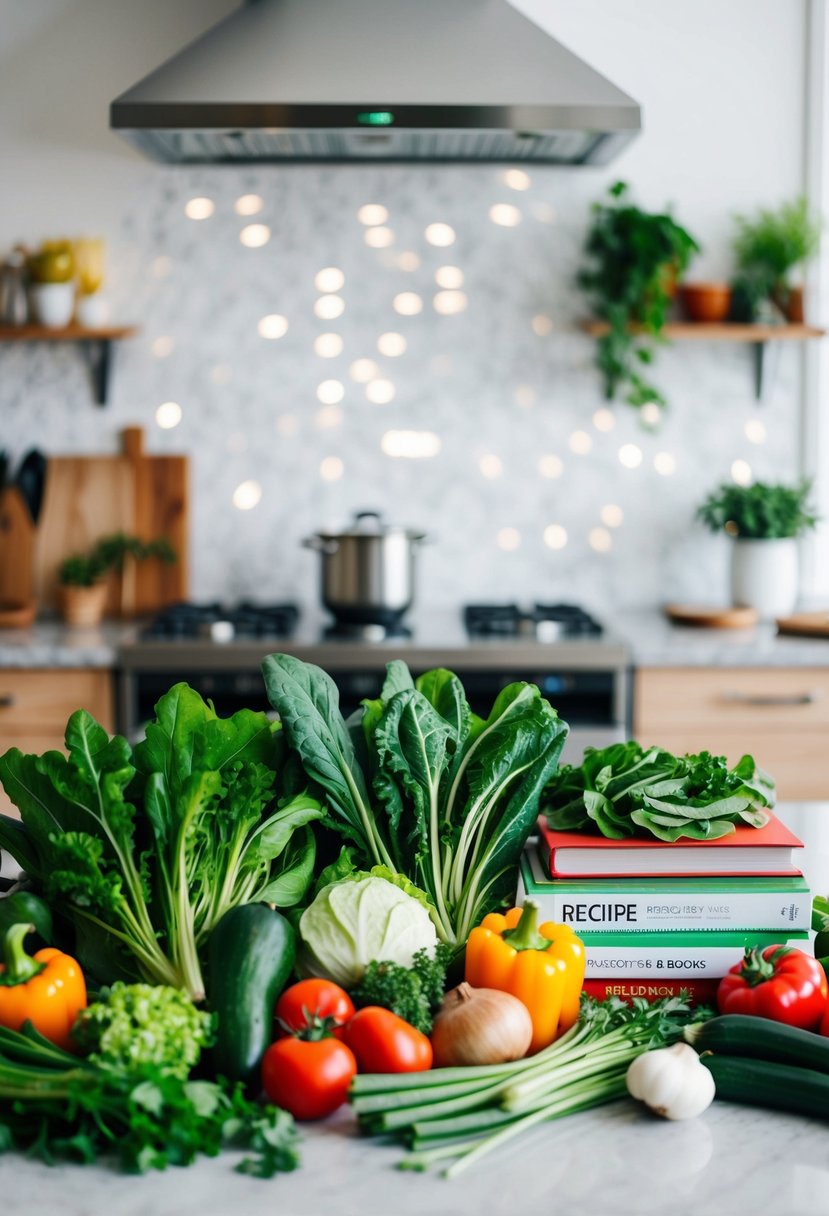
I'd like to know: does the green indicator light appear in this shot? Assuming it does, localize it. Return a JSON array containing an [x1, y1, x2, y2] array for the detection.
[[357, 111, 395, 126]]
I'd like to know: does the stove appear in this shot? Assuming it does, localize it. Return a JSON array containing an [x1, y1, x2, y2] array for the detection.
[[464, 603, 603, 642], [118, 600, 630, 761], [141, 601, 300, 642]]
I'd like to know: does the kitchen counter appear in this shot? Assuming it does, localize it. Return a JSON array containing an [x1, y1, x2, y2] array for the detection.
[[0, 621, 135, 668], [3, 610, 829, 673], [617, 609, 829, 668], [2, 803, 828, 1215]]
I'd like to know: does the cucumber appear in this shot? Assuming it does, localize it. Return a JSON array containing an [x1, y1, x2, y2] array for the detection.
[[702, 1054, 829, 1121], [684, 1015, 829, 1073], [208, 903, 296, 1089]]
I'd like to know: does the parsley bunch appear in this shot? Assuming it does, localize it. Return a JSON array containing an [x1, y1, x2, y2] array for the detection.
[[353, 944, 453, 1033]]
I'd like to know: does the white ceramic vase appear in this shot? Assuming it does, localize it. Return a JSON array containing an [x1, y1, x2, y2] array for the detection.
[[730, 538, 799, 619], [30, 281, 75, 328], [75, 291, 110, 328]]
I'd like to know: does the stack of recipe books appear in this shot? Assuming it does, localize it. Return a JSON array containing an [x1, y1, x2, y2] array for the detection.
[[517, 812, 811, 1005]]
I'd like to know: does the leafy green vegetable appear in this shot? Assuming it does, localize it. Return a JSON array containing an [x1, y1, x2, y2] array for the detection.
[[0, 683, 323, 999], [71, 983, 214, 1080], [262, 657, 567, 946], [0, 1022, 299, 1176], [299, 874, 438, 988], [542, 742, 775, 842], [353, 944, 453, 1034]]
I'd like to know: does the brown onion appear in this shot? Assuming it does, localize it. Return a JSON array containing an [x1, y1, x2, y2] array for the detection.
[[430, 982, 533, 1067]]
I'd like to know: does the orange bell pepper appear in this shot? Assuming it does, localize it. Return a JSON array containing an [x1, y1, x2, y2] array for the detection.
[[0, 923, 87, 1051], [465, 899, 585, 1054]]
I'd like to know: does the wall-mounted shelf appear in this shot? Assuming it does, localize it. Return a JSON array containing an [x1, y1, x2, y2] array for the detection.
[[0, 324, 139, 406], [580, 320, 826, 398]]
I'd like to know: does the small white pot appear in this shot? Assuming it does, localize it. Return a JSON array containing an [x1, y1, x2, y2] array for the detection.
[[30, 281, 75, 328], [75, 292, 110, 328], [731, 538, 799, 619]]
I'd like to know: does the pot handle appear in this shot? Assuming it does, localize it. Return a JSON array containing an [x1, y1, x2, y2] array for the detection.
[[302, 536, 339, 555]]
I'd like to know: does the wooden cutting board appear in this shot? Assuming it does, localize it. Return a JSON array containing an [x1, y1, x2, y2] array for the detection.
[[664, 604, 759, 629], [33, 428, 188, 615], [0, 486, 35, 610], [776, 610, 829, 638]]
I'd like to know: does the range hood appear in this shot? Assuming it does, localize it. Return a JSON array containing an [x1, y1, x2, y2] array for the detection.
[[111, 0, 640, 166]]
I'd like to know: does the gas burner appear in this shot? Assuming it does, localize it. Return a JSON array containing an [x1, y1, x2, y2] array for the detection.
[[323, 620, 413, 642], [463, 603, 603, 641], [142, 601, 300, 641]]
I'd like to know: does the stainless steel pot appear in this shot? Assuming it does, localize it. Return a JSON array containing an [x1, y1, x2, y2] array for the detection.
[[303, 511, 428, 627]]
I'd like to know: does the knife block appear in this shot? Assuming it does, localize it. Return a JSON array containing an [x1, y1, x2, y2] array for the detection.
[[0, 486, 35, 609]]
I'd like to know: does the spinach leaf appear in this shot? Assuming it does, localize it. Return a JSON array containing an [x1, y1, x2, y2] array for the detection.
[[543, 741, 775, 842]]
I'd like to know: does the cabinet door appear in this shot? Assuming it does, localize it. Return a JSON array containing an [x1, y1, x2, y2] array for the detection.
[[0, 670, 114, 818], [634, 668, 829, 800]]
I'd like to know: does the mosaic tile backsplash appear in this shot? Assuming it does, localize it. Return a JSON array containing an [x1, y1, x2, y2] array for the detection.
[[0, 164, 799, 615]]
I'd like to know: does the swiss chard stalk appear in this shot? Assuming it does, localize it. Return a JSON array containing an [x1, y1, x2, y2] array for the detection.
[[262, 657, 568, 946]]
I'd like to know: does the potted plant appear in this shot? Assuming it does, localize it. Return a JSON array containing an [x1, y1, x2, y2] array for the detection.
[[57, 552, 109, 627], [731, 196, 822, 323], [578, 181, 699, 421], [697, 480, 818, 618], [27, 239, 76, 328], [57, 532, 176, 627]]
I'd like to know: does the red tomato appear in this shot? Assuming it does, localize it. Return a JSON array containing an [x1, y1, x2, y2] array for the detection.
[[717, 945, 828, 1031], [344, 1007, 433, 1074], [261, 1036, 357, 1121], [276, 979, 355, 1039]]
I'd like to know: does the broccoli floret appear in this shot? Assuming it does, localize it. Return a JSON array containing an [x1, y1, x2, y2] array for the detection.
[[352, 944, 453, 1033], [72, 983, 214, 1079]]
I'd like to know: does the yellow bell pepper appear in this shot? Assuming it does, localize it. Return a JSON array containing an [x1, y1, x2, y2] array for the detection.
[[465, 900, 585, 1054]]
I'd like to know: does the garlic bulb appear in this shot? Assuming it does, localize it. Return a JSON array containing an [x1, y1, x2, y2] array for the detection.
[[626, 1042, 716, 1120]]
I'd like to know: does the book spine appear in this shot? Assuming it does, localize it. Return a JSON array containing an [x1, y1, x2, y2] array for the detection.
[[582, 942, 789, 979], [516, 888, 811, 933], [583, 978, 720, 1007]]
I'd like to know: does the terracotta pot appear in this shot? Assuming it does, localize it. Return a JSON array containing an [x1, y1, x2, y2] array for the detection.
[[58, 582, 108, 628], [772, 283, 805, 324], [679, 282, 732, 323]]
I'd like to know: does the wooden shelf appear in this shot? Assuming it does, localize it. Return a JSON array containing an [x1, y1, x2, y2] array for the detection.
[[580, 319, 826, 398], [580, 320, 826, 341], [0, 324, 139, 405]]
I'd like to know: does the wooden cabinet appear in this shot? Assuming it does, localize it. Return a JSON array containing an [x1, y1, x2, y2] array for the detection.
[[0, 670, 114, 818], [634, 668, 829, 800]]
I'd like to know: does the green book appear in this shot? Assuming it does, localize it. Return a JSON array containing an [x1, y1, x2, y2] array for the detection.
[[569, 929, 811, 980], [517, 848, 811, 932]]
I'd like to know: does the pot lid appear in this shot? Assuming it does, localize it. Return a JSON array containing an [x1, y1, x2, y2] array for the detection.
[[312, 510, 427, 541]]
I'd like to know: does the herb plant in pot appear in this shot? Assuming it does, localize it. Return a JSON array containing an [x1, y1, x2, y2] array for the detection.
[[731, 196, 822, 323], [57, 552, 109, 627], [579, 181, 699, 421], [697, 480, 818, 618], [57, 532, 176, 627]]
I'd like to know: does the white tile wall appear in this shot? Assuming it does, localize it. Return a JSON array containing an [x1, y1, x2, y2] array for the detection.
[[0, 165, 799, 614]]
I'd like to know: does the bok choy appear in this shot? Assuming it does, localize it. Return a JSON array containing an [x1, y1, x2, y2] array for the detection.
[[261, 656, 568, 946]]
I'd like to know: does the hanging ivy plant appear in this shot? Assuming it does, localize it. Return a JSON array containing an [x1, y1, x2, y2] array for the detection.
[[578, 182, 700, 420]]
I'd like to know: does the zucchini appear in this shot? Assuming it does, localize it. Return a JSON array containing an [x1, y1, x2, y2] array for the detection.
[[684, 1015, 829, 1074], [702, 1054, 829, 1121], [208, 903, 296, 1089]]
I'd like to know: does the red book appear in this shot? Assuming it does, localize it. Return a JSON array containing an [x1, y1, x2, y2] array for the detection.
[[583, 977, 720, 1008], [537, 811, 803, 879]]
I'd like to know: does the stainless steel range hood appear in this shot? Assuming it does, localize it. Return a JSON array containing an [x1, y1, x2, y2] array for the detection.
[[110, 0, 641, 166]]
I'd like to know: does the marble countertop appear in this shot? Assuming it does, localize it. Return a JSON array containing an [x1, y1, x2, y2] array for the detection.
[[3, 609, 829, 671], [2, 804, 829, 1214], [616, 610, 829, 668]]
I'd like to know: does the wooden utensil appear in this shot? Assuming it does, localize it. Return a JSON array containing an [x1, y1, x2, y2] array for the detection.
[[664, 604, 759, 629], [776, 611, 829, 639]]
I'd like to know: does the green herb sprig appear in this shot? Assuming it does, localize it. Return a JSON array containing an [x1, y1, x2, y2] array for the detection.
[[697, 479, 818, 540], [353, 944, 453, 1034]]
